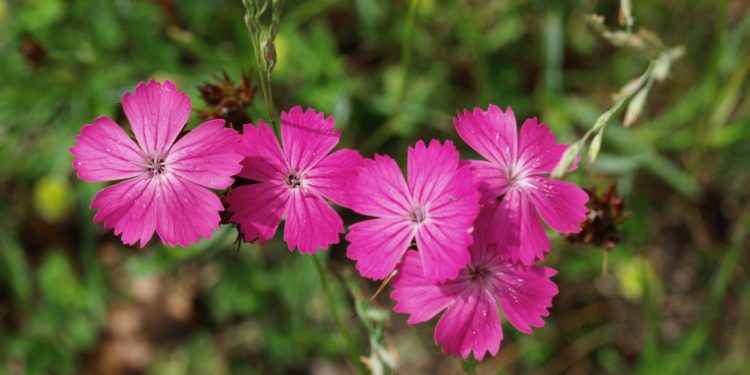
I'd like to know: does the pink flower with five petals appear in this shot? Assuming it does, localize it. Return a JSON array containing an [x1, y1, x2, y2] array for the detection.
[[346, 139, 480, 282], [390, 203, 559, 360], [226, 106, 364, 253], [454, 105, 589, 265], [71, 80, 243, 247]]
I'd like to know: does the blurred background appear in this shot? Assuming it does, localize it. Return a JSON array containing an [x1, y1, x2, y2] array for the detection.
[[1, 0, 750, 374]]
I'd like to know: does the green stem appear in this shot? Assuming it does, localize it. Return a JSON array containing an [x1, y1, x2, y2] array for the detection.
[[256, 39, 279, 131], [242, 0, 280, 137], [311, 255, 366, 374]]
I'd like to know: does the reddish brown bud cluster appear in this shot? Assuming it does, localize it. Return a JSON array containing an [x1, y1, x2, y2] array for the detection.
[[198, 73, 258, 129], [20, 34, 47, 69], [565, 185, 627, 250]]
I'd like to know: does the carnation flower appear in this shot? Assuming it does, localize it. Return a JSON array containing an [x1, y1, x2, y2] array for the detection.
[[226, 106, 363, 253], [346, 139, 480, 282], [454, 105, 589, 265], [71, 80, 243, 247], [390, 203, 559, 360]]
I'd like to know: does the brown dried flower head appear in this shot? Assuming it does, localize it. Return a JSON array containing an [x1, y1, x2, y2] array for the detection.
[[198, 73, 258, 129], [565, 185, 627, 250]]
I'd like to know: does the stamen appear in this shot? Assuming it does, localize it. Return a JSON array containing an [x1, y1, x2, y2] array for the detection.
[[148, 158, 165, 175], [409, 206, 427, 224], [285, 174, 302, 188], [469, 265, 488, 282]]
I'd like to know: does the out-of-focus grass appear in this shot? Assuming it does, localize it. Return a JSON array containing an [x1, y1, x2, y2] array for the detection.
[[1, 0, 749, 374]]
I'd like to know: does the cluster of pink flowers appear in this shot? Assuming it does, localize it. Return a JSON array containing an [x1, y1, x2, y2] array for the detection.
[[72, 80, 588, 361]]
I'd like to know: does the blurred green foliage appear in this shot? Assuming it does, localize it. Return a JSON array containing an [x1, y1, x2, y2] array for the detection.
[[1, 0, 750, 374]]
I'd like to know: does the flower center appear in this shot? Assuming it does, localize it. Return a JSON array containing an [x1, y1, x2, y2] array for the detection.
[[408, 206, 427, 224], [505, 162, 528, 188], [148, 158, 166, 176], [468, 264, 489, 282], [285, 173, 302, 189]]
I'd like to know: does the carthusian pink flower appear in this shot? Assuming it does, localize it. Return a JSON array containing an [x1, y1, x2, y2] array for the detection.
[[454, 105, 589, 265], [346, 139, 480, 282], [226, 107, 363, 254], [71, 80, 243, 247], [391, 203, 559, 360]]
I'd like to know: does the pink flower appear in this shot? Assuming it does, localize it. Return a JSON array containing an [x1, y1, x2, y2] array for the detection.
[[226, 106, 363, 254], [390, 203, 559, 360], [346, 139, 480, 282], [71, 80, 243, 247], [454, 105, 589, 265]]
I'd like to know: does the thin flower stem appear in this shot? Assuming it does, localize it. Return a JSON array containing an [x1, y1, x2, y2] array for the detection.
[[311, 254, 366, 374], [242, 0, 281, 137]]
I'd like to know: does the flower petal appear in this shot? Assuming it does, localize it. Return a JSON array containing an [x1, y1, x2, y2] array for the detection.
[[153, 176, 225, 247], [165, 119, 243, 189], [490, 265, 558, 334], [281, 106, 340, 173], [122, 80, 190, 157], [467, 203, 498, 264], [345, 217, 414, 280], [283, 190, 344, 254], [491, 189, 550, 265], [434, 288, 502, 361], [391, 251, 469, 324], [454, 105, 517, 167], [462, 159, 506, 202], [415, 160, 479, 281], [237, 121, 288, 182], [226, 182, 290, 244], [91, 176, 158, 247], [517, 117, 574, 174], [71, 116, 144, 182], [527, 177, 589, 233], [305, 149, 364, 208], [348, 154, 411, 218], [407, 139, 459, 204]]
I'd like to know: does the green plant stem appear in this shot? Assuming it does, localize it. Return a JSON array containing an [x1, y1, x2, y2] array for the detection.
[[311, 255, 366, 374], [255, 39, 279, 131], [242, 0, 280, 137]]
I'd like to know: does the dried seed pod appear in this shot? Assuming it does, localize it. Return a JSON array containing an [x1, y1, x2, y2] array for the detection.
[[565, 185, 627, 250], [198, 73, 258, 129], [20, 34, 47, 69]]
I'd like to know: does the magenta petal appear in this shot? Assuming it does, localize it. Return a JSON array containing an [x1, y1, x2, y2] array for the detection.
[[345, 218, 414, 280], [227, 182, 290, 243], [517, 117, 573, 174], [491, 189, 550, 265], [348, 154, 411, 218], [466, 203, 498, 263], [122, 80, 190, 157], [70, 117, 144, 182], [281, 106, 340, 173], [416, 164, 479, 281], [434, 288, 502, 361], [305, 149, 364, 208], [153, 176, 225, 247], [166, 119, 243, 189], [454, 105, 517, 166], [528, 177, 589, 233], [391, 251, 469, 324], [91, 176, 157, 247], [416, 218, 475, 282], [462, 159, 506, 202], [407, 140, 460, 204], [283, 190, 344, 254], [491, 265, 558, 334], [237, 121, 288, 182]]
